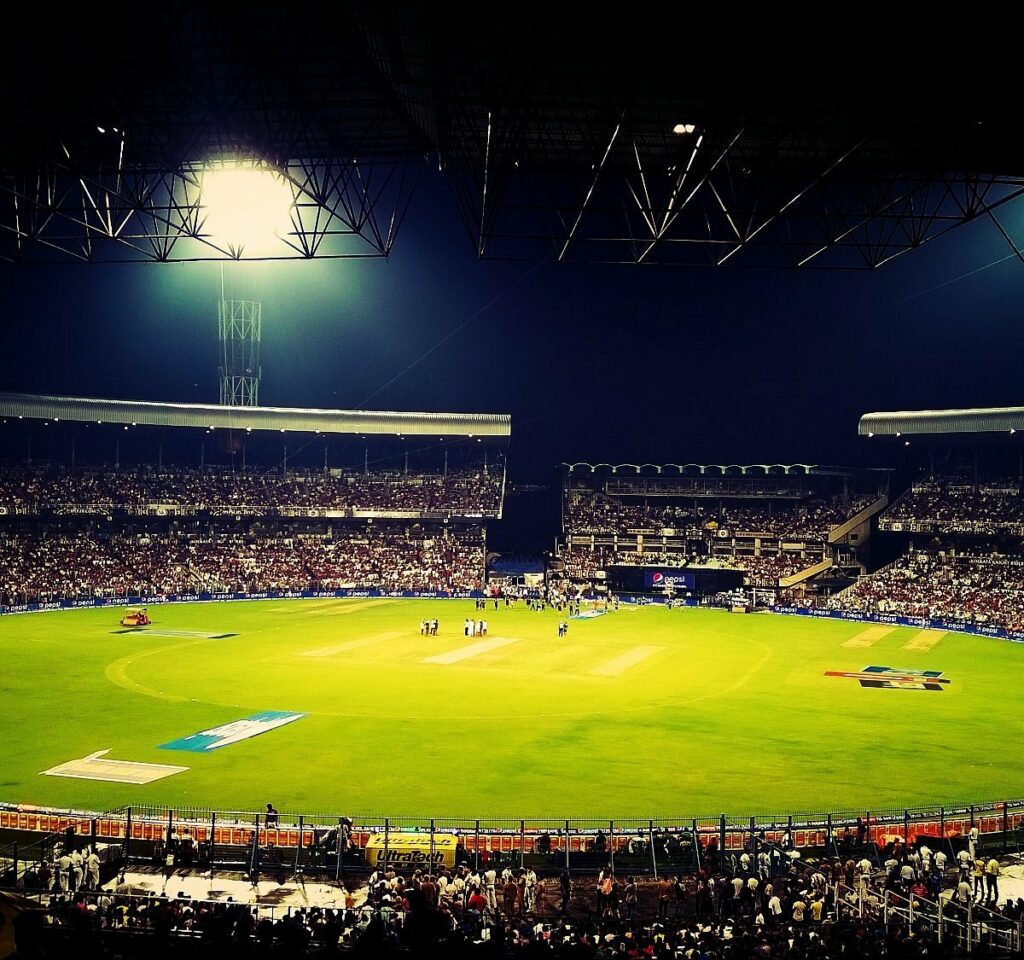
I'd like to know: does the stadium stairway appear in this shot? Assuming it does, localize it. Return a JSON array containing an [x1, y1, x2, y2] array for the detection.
[[827, 494, 889, 545], [779, 556, 834, 588]]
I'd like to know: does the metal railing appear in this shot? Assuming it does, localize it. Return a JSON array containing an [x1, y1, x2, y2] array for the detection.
[[834, 880, 1023, 954], [4, 798, 1023, 888]]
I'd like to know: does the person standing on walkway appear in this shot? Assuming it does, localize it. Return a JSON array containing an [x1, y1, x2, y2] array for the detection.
[[985, 857, 1000, 904]]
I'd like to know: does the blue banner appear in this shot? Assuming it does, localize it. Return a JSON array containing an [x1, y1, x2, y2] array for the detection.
[[771, 606, 1024, 643]]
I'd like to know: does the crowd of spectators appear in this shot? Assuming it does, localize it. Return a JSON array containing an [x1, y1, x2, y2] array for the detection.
[[0, 463, 504, 517], [881, 477, 1024, 534], [827, 550, 1024, 631], [0, 526, 485, 604], [730, 555, 827, 588], [565, 494, 703, 536], [566, 490, 874, 543], [18, 835, 1022, 959], [715, 498, 874, 541], [682, 553, 826, 588], [0, 530, 191, 601], [557, 546, 824, 587]]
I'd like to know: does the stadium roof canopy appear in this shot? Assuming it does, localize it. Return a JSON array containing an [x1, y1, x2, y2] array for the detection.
[[859, 407, 1024, 438], [0, 393, 510, 441], [3, 8, 1024, 267], [563, 462, 873, 476]]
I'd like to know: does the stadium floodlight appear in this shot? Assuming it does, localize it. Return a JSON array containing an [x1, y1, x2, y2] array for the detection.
[[200, 163, 295, 256], [673, 123, 698, 135]]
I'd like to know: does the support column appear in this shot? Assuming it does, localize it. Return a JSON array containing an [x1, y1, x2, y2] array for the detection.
[[649, 820, 658, 880], [474, 820, 480, 873], [124, 807, 132, 876], [429, 819, 436, 879]]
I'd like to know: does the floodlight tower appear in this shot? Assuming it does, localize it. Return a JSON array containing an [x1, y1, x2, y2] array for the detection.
[[218, 298, 262, 406]]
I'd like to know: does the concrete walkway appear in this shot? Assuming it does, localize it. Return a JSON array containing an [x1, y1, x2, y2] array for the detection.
[[102, 865, 367, 917]]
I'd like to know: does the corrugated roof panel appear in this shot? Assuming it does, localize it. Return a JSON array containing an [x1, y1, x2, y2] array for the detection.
[[859, 407, 1024, 437], [0, 393, 511, 439]]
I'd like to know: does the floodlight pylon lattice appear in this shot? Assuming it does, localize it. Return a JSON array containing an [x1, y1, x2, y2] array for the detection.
[[218, 300, 262, 407]]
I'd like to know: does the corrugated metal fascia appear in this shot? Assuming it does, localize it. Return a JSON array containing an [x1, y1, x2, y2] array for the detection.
[[859, 407, 1024, 436], [0, 393, 511, 438]]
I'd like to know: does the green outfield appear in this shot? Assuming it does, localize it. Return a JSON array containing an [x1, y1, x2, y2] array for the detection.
[[1, 599, 1022, 819]]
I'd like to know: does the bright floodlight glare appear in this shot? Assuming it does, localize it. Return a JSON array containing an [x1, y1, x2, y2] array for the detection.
[[201, 165, 294, 255], [673, 123, 697, 135]]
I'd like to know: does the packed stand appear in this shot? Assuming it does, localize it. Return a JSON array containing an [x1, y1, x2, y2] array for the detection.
[[558, 545, 823, 587], [715, 497, 874, 541], [0, 526, 485, 604], [687, 553, 825, 587], [565, 492, 704, 536], [0, 463, 504, 517], [0, 530, 192, 601], [565, 489, 874, 542], [881, 476, 1024, 535], [826, 550, 1024, 631]]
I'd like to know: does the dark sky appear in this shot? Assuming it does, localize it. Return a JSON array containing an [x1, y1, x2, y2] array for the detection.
[[1, 170, 1022, 479]]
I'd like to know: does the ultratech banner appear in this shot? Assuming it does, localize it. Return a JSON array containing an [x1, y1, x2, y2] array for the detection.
[[363, 832, 458, 869]]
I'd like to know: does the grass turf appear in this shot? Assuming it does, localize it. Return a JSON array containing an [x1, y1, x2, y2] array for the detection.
[[0, 599, 1021, 820]]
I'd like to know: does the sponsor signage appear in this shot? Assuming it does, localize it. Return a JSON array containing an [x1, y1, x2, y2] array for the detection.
[[771, 607, 1024, 643], [363, 832, 458, 869], [643, 571, 695, 590]]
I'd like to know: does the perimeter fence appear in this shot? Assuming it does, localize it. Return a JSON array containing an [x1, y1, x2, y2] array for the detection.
[[3, 798, 1024, 887]]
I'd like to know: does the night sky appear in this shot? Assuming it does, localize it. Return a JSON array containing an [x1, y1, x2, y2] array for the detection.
[[1, 170, 1022, 480]]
